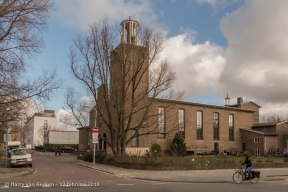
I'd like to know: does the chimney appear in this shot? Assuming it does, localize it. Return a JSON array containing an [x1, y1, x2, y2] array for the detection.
[[237, 97, 243, 105]]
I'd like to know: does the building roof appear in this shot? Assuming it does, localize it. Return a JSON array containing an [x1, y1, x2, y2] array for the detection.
[[252, 121, 288, 128], [153, 98, 256, 113], [227, 102, 261, 108], [76, 126, 90, 130], [49, 130, 79, 132], [240, 128, 278, 136]]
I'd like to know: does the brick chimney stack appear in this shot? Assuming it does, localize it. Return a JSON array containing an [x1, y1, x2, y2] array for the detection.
[[237, 97, 243, 105]]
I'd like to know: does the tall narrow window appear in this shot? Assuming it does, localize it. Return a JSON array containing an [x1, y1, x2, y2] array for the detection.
[[197, 111, 203, 140], [131, 130, 138, 147], [229, 114, 234, 141], [213, 113, 219, 140], [44, 120, 48, 130], [178, 109, 185, 138], [158, 107, 165, 138]]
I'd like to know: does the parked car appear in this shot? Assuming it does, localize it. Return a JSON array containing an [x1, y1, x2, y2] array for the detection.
[[60, 146, 74, 153], [10, 147, 32, 168]]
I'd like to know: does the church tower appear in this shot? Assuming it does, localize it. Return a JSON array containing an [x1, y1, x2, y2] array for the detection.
[[108, 18, 149, 149], [110, 18, 149, 109]]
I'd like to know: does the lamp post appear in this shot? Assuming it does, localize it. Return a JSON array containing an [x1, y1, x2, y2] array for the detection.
[[4, 126, 12, 168]]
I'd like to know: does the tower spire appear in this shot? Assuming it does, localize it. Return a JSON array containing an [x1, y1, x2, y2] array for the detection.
[[120, 17, 139, 45]]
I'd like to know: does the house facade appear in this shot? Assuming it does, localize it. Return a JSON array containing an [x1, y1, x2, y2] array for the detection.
[[23, 110, 56, 147], [240, 122, 288, 156], [81, 18, 288, 156]]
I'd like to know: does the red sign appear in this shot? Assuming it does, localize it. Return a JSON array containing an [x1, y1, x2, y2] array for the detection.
[[93, 127, 98, 133]]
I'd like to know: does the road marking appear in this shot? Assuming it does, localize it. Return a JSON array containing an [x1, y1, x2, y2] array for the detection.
[[116, 184, 134, 186], [152, 183, 168, 185]]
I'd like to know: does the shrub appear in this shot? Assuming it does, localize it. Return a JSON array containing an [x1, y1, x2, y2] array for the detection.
[[95, 152, 107, 163], [83, 152, 93, 162], [151, 143, 162, 157], [283, 158, 288, 162], [171, 133, 187, 156]]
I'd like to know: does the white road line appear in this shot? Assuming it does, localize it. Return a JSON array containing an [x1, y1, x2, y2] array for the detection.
[[116, 184, 134, 186]]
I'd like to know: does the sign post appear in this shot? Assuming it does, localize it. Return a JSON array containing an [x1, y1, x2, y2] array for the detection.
[[4, 126, 12, 168], [92, 127, 98, 166]]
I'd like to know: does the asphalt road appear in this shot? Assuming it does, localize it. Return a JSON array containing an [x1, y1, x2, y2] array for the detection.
[[0, 153, 287, 191]]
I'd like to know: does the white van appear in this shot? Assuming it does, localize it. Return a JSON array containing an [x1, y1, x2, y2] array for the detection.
[[10, 147, 32, 168]]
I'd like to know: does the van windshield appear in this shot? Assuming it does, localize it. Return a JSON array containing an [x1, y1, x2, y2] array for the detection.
[[11, 149, 29, 155]]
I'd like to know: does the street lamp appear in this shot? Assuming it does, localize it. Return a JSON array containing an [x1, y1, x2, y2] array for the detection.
[[4, 126, 12, 168]]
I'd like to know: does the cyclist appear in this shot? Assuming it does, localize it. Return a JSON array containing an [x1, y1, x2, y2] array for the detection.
[[241, 155, 253, 179]]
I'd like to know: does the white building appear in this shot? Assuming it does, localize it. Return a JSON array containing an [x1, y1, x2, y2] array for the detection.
[[23, 110, 56, 147], [45, 130, 79, 145]]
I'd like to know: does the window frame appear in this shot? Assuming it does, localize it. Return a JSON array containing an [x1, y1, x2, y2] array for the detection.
[[254, 149, 260, 156], [228, 114, 234, 141], [158, 107, 165, 138], [254, 137, 260, 143], [178, 109, 185, 138], [213, 112, 219, 140], [196, 111, 203, 140], [131, 130, 139, 147]]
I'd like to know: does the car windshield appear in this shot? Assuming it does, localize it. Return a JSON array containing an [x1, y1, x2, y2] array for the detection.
[[11, 149, 29, 155]]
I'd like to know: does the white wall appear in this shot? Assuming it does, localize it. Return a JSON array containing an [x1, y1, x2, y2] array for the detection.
[[23, 115, 57, 147], [33, 116, 56, 146], [23, 119, 34, 147], [48, 131, 79, 144]]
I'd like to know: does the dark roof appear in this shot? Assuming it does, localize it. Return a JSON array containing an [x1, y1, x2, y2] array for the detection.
[[252, 121, 288, 128], [227, 101, 261, 108], [77, 126, 90, 130], [152, 97, 256, 113], [240, 128, 278, 136]]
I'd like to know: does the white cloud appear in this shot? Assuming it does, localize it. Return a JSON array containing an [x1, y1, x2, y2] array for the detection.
[[160, 33, 226, 99], [53, 0, 288, 119], [54, 0, 163, 33], [218, 0, 288, 117], [56, 109, 77, 130]]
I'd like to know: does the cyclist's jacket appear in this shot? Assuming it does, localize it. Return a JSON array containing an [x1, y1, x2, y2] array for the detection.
[[242, 158, 253, 167]]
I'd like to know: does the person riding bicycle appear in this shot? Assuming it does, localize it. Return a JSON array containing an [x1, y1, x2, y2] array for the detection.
[[241, 155, 253, 179]]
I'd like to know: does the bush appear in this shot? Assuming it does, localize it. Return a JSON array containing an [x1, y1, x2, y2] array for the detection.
[[151, 143, 162, 157], [171, 133, 187, 156], [95, 152, 107, 163], [83, 152, 93, 162], [284, 158, 288, 162]]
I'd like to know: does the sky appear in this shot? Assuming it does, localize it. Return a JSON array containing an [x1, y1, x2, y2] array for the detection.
[[27, 0, 288, 129]]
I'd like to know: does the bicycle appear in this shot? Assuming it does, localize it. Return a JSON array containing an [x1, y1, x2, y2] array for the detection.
[[232, 165, 260, 184]]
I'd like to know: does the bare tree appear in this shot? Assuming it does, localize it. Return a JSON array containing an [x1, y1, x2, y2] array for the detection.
[[68, 18, 183, 158], [0, 0, 62, 125], [60, 87, 90, 128], [261, 114, 287, 123]]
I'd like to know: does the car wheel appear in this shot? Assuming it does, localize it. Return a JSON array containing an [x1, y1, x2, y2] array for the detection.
[[29, 164, 32, 167]]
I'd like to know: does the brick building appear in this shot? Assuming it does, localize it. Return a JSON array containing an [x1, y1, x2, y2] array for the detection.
[[82, 18, 288, 156]]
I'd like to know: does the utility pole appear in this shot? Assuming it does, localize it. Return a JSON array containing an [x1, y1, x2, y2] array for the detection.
[[4, 126, 12, 168]]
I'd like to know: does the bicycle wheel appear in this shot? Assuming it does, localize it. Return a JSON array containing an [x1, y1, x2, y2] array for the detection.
[[250, 176, 259, 184], [233, 172, 243, 184]]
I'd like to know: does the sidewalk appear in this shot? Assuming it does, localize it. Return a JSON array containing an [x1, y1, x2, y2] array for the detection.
[[39, 152, 288, 183]]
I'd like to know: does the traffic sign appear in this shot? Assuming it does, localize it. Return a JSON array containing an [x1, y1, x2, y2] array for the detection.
[[92, 132, 98, 144], [93, 127, 98, 133]]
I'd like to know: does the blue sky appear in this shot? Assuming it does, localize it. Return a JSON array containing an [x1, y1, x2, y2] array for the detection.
[[27, 0, 288, 128]]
